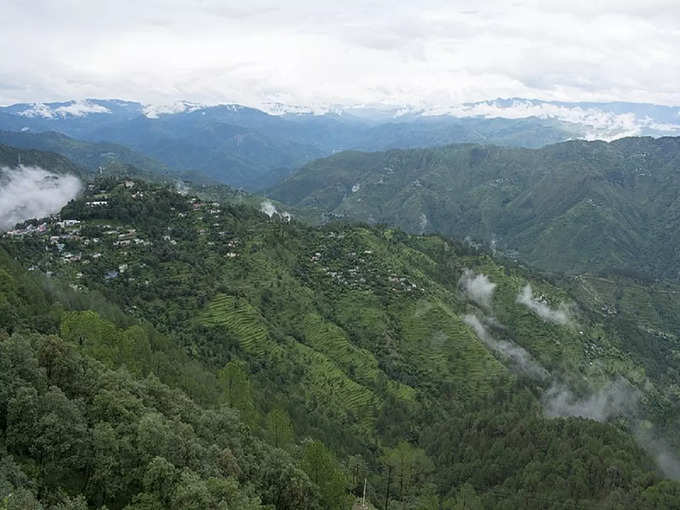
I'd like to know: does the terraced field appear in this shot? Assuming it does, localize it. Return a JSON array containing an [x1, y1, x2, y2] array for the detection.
[[398, 299, 506, 392], [201, 293, 274, 356], [292, 342, 380, 431]]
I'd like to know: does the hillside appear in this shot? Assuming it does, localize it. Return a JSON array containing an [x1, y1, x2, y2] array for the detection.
[[2, 177, 680, 508], [0, 130, 180, 181], [269, 137, 680, 280], [0, 99, 584, 190], [0, 143, 83, 177]]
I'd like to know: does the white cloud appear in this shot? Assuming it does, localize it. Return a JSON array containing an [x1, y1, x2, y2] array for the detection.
[[431, 100, 680, 140], [143, 100, 205, 118], [2, 1, 680, 108], [0, 166, 81, 230], [463, 313, 548, 380], [259, 199, 291, 221], [543, 377, 640, 421], [459, 269, 496, 309], [53, 100, 110, 117], [18, 100, 110, 118], [516, 284, 570, 325]]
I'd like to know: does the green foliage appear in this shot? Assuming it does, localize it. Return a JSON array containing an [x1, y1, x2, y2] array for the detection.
[[0, 143, 83, 177], [4, 176, 680, 509], [301, 440, 351, 510], [381, 441, 434, 502], [0, 130, 178, 182], [270, 137, 680, 280], [217, 360, 254, 421], [265, 408, 294, 449], [0, 333, 319, 509]]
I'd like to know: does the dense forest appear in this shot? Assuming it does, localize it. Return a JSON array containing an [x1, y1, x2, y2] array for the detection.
[[269, 137, 680, 280], [2, 177, 680, 508]]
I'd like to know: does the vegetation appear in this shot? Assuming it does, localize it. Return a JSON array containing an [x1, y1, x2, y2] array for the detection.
[[269, 137, 680, 279], [0, 143, 83, 176], [2, 176, 680, 508]]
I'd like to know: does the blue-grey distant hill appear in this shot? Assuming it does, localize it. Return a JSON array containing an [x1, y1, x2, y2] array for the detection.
[[4, 97, 678, 189]]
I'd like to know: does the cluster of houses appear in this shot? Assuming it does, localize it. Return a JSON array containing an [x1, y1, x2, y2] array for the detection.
[[5, 221, 50, 237], [4, 179, 249, 289], [309, 235, 419, 292]]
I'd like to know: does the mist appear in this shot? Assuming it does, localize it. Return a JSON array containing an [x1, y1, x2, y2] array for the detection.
[[543, 377, 640, 421], [635, 429, 680, 480], [260, 199, 291, 221], [463, 314, 548, 380], [260, 200, 277, 217], [517, 284, 569, 325], [459, 269, 496, 309], [0, 166, 81, 231]]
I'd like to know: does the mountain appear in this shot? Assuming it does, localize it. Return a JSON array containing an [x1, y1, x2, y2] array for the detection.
[[3, 176, 680, 508], [269, 136, 680, 280], [11, 97, 680, 190], [417, 98, 680, 140], [0, 130, 176, 180], [0, 142, 83, 176]]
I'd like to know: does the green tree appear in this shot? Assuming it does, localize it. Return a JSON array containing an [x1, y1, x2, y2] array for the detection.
[[452, 483, 483, 510], [217, 360, 253, 415], [301, 440, 349, 510], [381, 441, 434, 502], [265, 408, 294, 449]]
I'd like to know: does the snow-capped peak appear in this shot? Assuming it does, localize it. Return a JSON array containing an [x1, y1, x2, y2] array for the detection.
[[18, 100, 111, 118], [420, 99, 680, 141], [142, 100, 205, 119]]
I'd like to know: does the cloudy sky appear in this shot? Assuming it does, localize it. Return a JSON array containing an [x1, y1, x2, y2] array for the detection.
[[3, 0, 680, 108]]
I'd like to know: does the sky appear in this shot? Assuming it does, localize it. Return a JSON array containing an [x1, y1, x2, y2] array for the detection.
[[3, 0, 680, 108]]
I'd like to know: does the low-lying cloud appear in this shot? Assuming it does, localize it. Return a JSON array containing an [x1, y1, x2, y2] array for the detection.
[[260, 200, 291, 221], [463, 314, 548, 380], [459, 269, 496, 309], [433, 99, 680, 141], [460, 273, 679, 479], [517, 284, 569, 325], [0, 166, 81, 231], [543, 377, 640, 422], [543, 378, 680, 480], [19, 100, 110, 118]]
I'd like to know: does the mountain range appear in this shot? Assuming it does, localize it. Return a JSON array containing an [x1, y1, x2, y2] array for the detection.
[[3, 98, 680, 189], [3, 95, 680, 508]]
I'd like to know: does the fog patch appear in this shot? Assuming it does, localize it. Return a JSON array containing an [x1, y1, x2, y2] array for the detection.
[[459, 269, 496, 309], [517, 284, 569, 325], [543, 377, 640, 421], [463, 314, 548, 380], [260, 200, 291, 221], [544, 377, 680, 479], [175, 181, 190, 195], [635, 429, 680, 480], [0, 166, 81, 231]]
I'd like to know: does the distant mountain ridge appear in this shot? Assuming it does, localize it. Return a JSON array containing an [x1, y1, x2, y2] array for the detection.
[[0, 130, 167, 175], [269, 136, 680, 280], [3, 97, 679, 189], [0, 142, 83, 176]]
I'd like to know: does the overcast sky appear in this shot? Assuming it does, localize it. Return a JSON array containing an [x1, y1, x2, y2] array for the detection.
[[3, 0, 680, 108]]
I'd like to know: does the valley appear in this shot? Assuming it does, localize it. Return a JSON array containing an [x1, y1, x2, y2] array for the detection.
[[2, 173, 680, 508]]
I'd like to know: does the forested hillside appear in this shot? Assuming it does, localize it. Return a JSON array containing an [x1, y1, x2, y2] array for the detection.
[[2, 177, 680, 508], [269, 136, 680, 280], [0, 131, 182, 181], [0, 143, 83, 177]]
